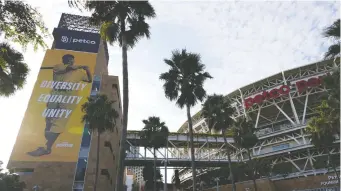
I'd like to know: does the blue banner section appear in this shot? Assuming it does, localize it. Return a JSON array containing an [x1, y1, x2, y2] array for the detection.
[[53, 28, 101, 53]]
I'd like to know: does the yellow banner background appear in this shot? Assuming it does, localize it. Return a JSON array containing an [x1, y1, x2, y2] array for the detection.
[[10, 49, 97, 162]]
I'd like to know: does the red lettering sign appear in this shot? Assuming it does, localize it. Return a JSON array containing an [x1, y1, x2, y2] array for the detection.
[[244, 76, 324, 109]]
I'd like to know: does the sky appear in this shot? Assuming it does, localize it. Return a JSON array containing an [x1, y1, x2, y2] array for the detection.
[[0, 0, 340, 184]]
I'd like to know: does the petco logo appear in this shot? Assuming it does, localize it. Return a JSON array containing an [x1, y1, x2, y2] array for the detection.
[[61, 36, 69, 43], [61, 36, 96, 45], [56, 142, 73, 148]]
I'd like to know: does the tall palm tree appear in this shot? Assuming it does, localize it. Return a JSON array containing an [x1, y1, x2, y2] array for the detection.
[[0, 43, 28, 97], [81, 94, 119, 191], [142, 163, 163, 191], [140, 116, 169, 191], [232, 117, 259, 191], [323, 19, 340, 59], [173, 169, 181, 191], [70, 2, 156, 190], [160, 49, 212, 190], [201, 94, 236, 191], [306, 101, 340, 182]]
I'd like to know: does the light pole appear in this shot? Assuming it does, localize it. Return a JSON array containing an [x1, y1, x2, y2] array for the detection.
[[214, 177, 220, 191]]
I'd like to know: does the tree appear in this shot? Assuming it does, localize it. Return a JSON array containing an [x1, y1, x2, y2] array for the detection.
[[131, 180, 139, 191], [173, 169, 181, 191], [143, 163, 163, 191], [0, 43, 28, 97], [69, 2, 156, 189], [232, 117, 259, 191], [271, 162, 293, 178], [323, 19, 340, 59], [0, 161, 26, 191], [160, 49, 212, 190], [306, 101, 340, 182], [0, 0, 48, 50], [322, 67, 340, 133], [0, 0, 48, 96], [201, 94, 236, 191], [140, 116, 169, 191], [81, 94, 119, 191]]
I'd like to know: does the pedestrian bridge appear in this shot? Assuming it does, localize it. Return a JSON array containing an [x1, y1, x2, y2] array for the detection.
[[126, 130, 233, 148]]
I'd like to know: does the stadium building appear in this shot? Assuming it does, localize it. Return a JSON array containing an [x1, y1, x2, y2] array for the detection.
[[7, 14, 122, 191], [174, 59, 340, 191]]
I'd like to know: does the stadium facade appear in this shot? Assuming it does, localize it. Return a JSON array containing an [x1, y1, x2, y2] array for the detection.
[[175, 59, 340, 190], [7, 14, 122, 191]]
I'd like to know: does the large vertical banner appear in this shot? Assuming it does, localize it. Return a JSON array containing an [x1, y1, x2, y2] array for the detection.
[[10, 49, 96, 162]]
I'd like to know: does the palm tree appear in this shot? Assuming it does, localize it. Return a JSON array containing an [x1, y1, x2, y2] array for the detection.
[[173, 169, 181, 191], [306, 101, 340, 182], [201, 94, 236, 191], [143, 163, 163, 191], [160, 49, 212, 190], [232, 117, 259, 191], [323, 19, 340, 59], [81, 94, 119, 191], [69, 2, 156, 189], [0, 161, 26, 191], [140, 116, 169, 191], [0, 43, 28, 97]]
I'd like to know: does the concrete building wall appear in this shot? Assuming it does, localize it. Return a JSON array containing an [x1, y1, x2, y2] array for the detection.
[[7, 18, 122, 191], [83, 75, 122, 191]]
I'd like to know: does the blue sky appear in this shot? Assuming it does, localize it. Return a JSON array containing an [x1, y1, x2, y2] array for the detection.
[[0, 0, 339, 183]]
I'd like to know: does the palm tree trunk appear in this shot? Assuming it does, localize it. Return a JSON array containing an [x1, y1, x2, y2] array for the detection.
[[186, 105, 197, 191], [222, 132, 236, 191], [94, 132, 101, 191], [153, 148, 157, 191], [117, 21, 129, 191], [326, 147, 340, 182], [247, 149, 257, 191]]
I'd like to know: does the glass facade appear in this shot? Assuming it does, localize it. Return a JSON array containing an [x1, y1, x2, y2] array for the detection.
[[72, 76, 101, 191]]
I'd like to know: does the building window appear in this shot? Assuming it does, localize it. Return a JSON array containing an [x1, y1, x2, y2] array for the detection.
[[104, 141, 113, 153], [101, 169, 110, 180], [81, 126, 91, 148], [74, 159, 87, 181], [13, 168, 34, 175]]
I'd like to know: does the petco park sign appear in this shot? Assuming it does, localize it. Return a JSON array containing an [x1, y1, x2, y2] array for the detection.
[[53, 28, 100, 53], [244, 75, 326, 109]]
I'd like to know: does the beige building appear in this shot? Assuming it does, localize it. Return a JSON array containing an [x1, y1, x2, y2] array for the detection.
[[7, 13, 122, 191]]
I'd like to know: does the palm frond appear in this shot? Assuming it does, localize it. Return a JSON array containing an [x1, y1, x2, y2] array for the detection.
[[81, 1, 155, 48], [0, 43, 28, 97], [324, 43, 340, 60], [161, 49, 212, 109], [140, 116, 169, 150], [323, 19, 340, 39], [100, 21, 120, 45], [128, 1, 156, 18], [81, 94, 119, 133]]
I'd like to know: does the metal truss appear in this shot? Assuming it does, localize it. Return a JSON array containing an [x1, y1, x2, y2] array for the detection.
[[229, 60, 337, 119], [57, 13, 100, 33], [124, 60, 339, 185], [179, 145, 340, 183]]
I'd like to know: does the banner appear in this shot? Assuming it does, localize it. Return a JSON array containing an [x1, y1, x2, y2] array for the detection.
[[53, 28, 101, 53], [10, 49, 96, 162]]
